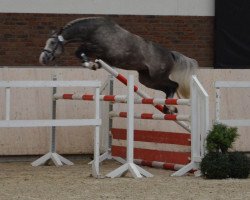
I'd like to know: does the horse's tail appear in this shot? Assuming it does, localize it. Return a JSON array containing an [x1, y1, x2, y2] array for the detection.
[[169, 51, 198, 98]]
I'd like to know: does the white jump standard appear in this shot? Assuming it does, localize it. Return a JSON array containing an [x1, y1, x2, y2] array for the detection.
[[105, 75, 153, 178], [172, 76, 209, 176], [215, 81, 250, 126], [0, 80, 102, 178]]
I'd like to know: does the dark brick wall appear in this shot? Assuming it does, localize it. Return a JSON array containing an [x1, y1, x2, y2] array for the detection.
[[0, 13, 214, 67]]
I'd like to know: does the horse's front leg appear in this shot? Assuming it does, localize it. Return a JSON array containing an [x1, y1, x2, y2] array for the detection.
[[80, 53, 100, 70], [75, 45, 100, 70], [163, 91, 178, 114], [82, 60, 100, 70]]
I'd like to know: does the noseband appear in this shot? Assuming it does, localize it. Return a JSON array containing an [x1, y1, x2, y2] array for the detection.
[[42, 35, 64, 59]]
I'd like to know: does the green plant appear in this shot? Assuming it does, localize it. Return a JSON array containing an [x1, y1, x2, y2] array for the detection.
[[206, 123, 238, 153], [201, 123, 250, 179], [228, 152, 250, 179], [200, 152, 230, 179]]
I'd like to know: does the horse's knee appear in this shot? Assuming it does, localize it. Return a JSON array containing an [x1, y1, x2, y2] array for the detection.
[[75, 45, 86, 59]]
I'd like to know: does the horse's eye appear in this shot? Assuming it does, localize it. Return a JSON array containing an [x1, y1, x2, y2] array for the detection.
[[51, 41, 55, 45]]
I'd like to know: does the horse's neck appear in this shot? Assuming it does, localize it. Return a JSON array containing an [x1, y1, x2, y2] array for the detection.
[[61, 24, 83, 43]]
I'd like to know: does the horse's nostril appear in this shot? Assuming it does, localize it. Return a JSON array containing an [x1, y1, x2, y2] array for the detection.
[[39, 54, 48, 65]]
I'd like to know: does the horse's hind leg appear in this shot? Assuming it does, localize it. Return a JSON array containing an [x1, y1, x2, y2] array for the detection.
[[163, 102, 178, 114], [138, 70, 178, 114], [162, 80, 179, 114]]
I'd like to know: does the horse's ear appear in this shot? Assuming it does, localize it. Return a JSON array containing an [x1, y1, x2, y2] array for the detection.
[[51, 30, 56, 35]]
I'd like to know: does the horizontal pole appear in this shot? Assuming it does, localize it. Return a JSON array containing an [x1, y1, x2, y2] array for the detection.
[[0, 81, 101, 88], [140, 98, 190, 106], [133, 159, 196, 173], [216, 119, 250, 127], [215, 81, 250, 88], [0, 119, 101, 128], [54, 93, 127, 102], [54, 93, 191, 106], [110, 111, 190, 122]]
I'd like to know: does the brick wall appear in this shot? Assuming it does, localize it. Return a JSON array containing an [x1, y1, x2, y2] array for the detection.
[[0, 13, 214, 67]]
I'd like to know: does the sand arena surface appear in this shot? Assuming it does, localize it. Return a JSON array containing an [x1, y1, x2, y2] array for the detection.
[[0, 159, 249, 200]]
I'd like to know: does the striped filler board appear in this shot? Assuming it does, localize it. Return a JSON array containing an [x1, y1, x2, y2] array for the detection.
[[111, 128, 191, 165]]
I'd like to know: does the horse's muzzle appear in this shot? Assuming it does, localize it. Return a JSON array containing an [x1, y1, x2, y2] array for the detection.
[[39, 52, 52, 65]]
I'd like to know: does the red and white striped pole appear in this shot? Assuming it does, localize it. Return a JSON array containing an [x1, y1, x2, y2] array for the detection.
[[54, 93, 190, 106], [109, 111, 191, 122], [133, 159, 195, 173]]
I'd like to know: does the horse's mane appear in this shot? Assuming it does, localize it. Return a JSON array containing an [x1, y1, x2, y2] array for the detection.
[[60, 17, 103, 33]]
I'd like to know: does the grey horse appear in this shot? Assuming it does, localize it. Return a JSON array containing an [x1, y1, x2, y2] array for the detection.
[[39, 17, 198, 113]]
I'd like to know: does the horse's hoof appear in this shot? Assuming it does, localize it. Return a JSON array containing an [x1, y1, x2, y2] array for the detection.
[[163, 105, 170, 114], [173, 107, 178, 113], [163, 105, 178, 114], [82, 62, 90, 68], [92, 62, 101, 70]]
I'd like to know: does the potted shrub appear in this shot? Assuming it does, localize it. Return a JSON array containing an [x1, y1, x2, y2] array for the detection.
[[201, 123, 249, 179], [200, 152, 230, 179], [206, 123, 238, 153], [228, 152, 250, 179]]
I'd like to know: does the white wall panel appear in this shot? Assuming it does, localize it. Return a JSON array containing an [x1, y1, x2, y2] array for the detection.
[[0, 0, 215, 16]]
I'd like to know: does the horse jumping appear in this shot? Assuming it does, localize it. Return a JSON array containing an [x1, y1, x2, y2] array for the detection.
[[39, 17, 198, 113]]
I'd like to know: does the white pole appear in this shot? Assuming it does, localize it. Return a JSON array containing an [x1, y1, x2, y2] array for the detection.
[[127, 75, 134, 164], [215, 87, 220, 122], [106, 74, 153, 178], [5, 87, 10, 120], [92, 86, 100, 178], [51, 75, 57, 153], [191, 78, 199, 162]]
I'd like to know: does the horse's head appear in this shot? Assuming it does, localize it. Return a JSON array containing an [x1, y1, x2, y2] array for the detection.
[[39, 31, 65, 65]]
